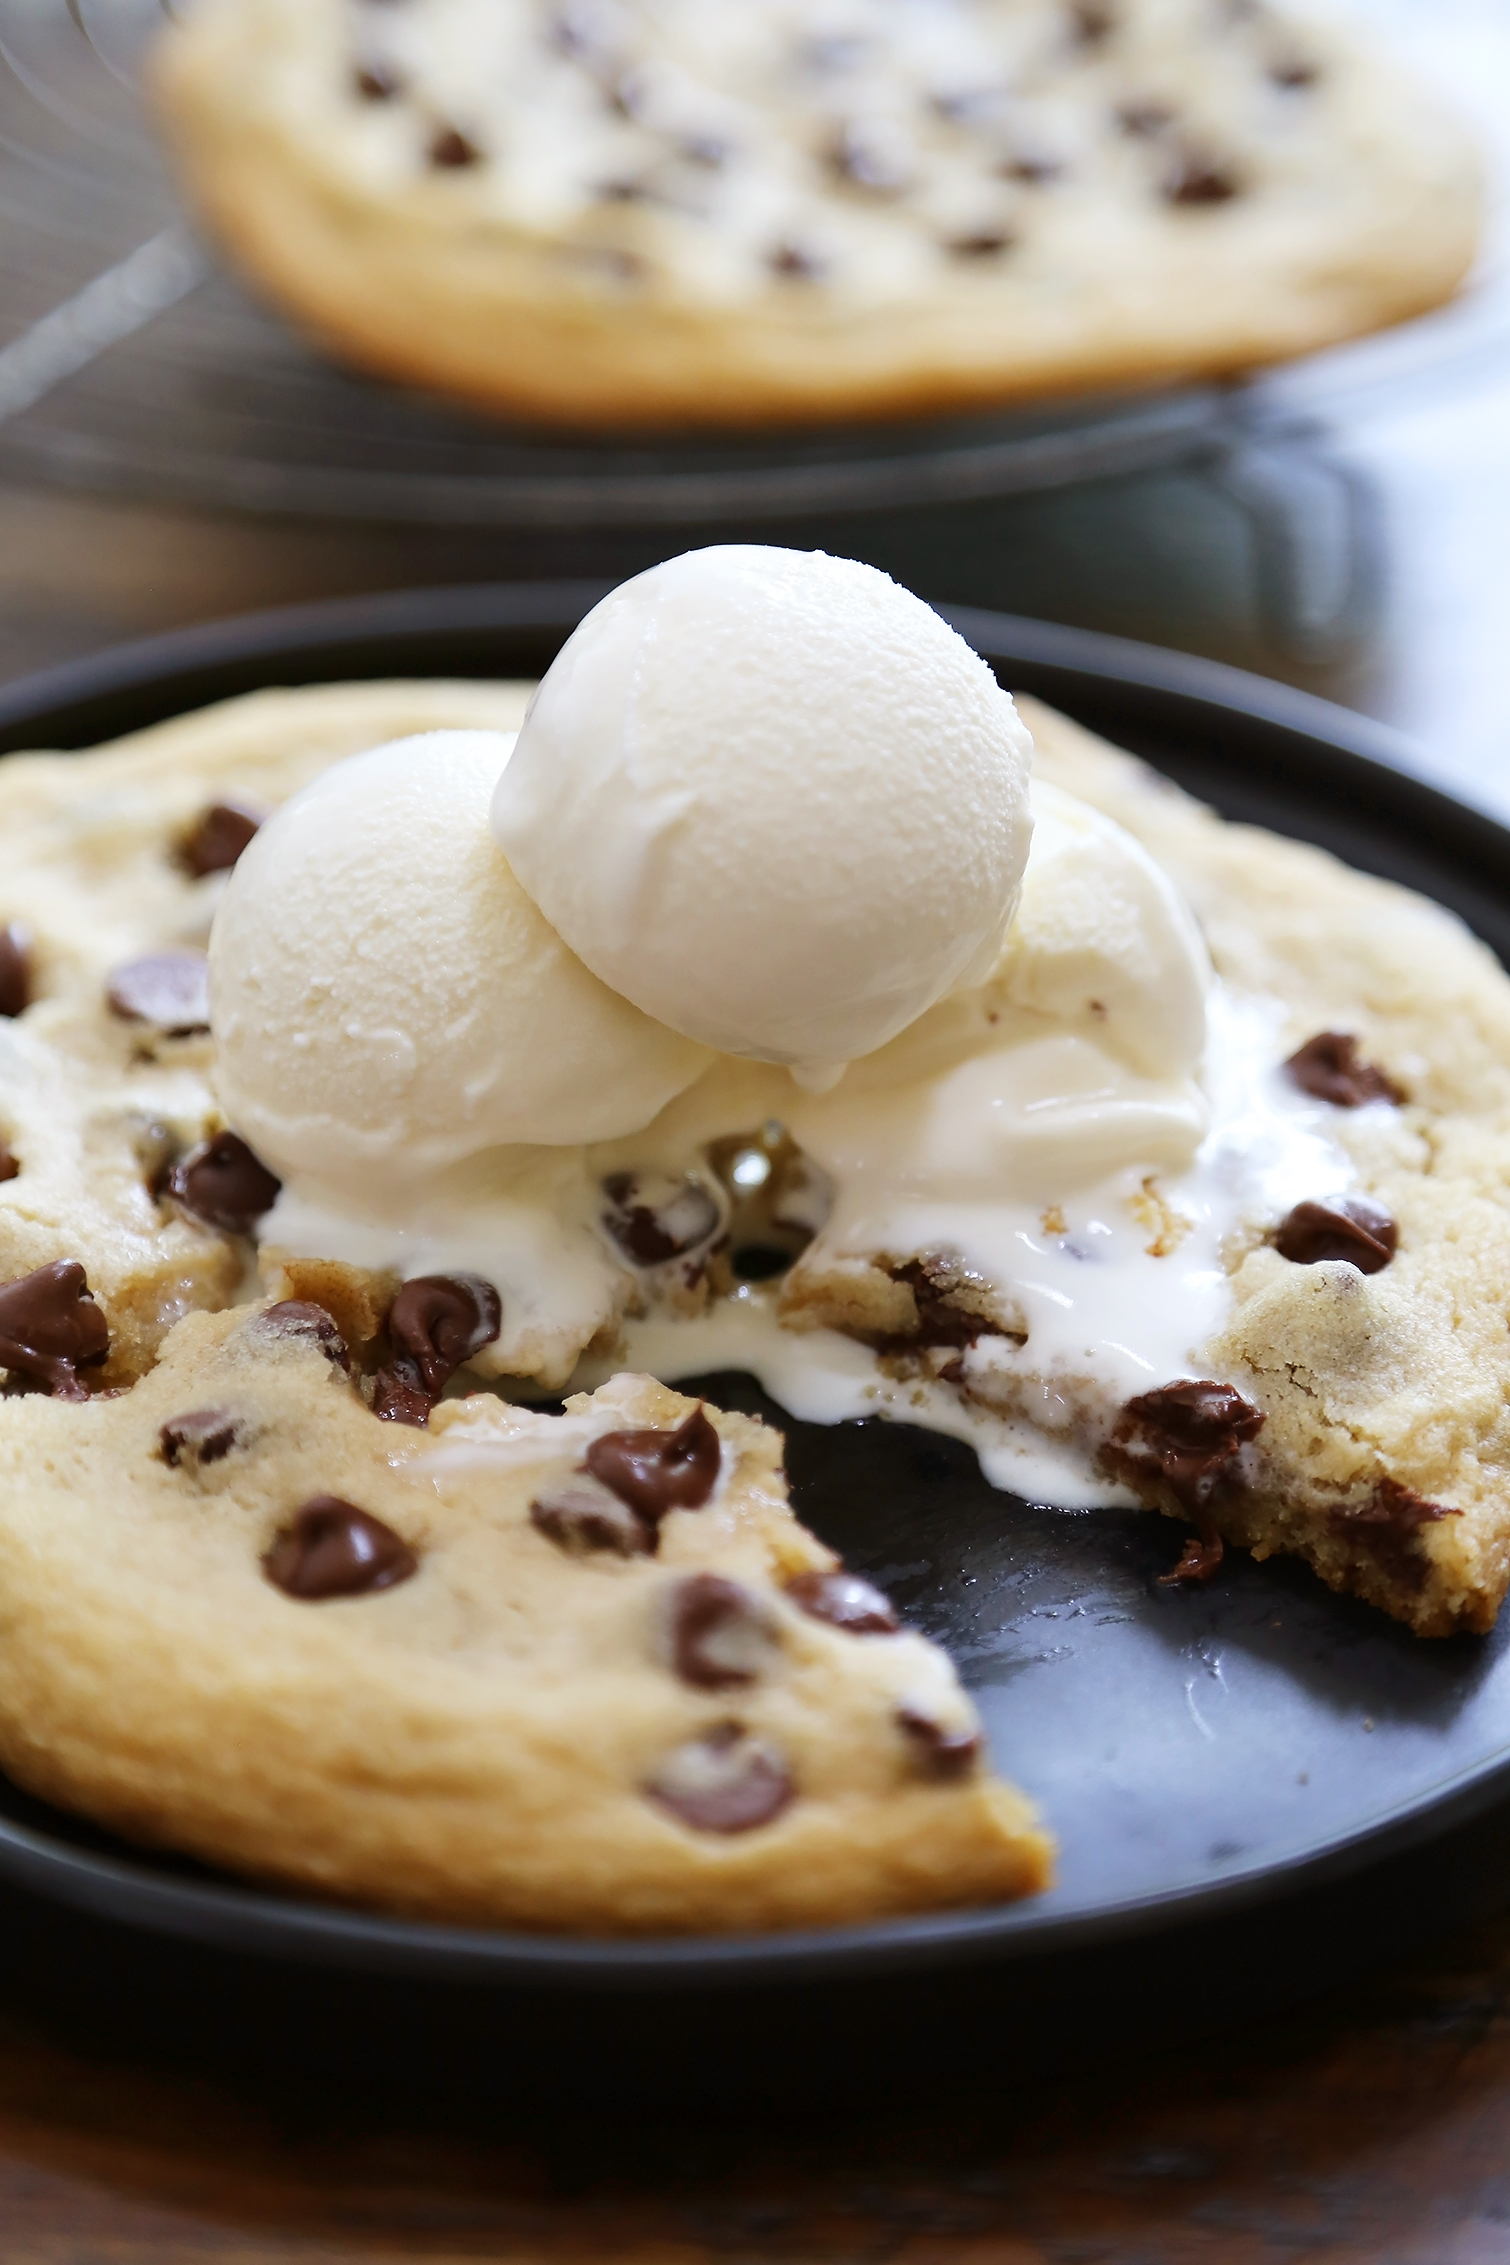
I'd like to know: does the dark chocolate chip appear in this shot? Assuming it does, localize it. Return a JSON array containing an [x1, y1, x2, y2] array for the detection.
[[647, 1723, 793, 1833], [252, 1300, 349, 1371], [0, 924, 31, 1018], [1284, 1031, 1403, 1108], [947, 229, 1013, 258], [1068, 1, 1115, 43], [884, 1256, 991, 1353], [1269, 55, 1319, 87], [586, 1406, 721, 1522], [1103, 1379, 1265, 1580], [107, 950, 210, 1034], [1329, 1476, 1459, 1594], [1162, 1530, 1226, 1584], [264, 1496, 417, 1601], [160, 1405, 242, 1469], [531, 1476, 655, 1557], [0, 1140, 17, 1184], [786, 1568, 900, 1634], [601, 1171, 720, 1267], [179, 801, 264, 878], [664, 1573, 779, 1689], [354, 59, 404, 99], [1163, 152, 1240, 204], [1274, 1195, 1397, 1273], [768, 240, 826, 280], [388, 1274, 501, 1395], [429, 124, 482, 167], [999, 152, 1063, 183], [595, 174, 651, 203], [1117, 98, 1176, 135], [897, 1705, 983, 1778], [371, 1367, 435, 1427], [0, 1260, 109, 1401], [166, 1130, 281, 1234]]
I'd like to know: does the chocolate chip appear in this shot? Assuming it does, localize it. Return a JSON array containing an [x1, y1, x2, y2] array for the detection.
[[532, 1476, 654, 1557], [166, 1130, 281, 1234], [353, 59, 404, 99], [1163, 152, 1240, 205], [586, 1406, 721, 1522], [664, 1574, 780, 1689], [1284, 1031, 1402, 1108], [999, 152, 1063, 183], [264, 1496, 417, 1601], [601, 1171, 720, 1267], [0, 1140, 17, 1184], [178, 800, 263, 878], [786, 1568, 900, 1634], [429, 124, 481, 167], [1269, 55, 1319, 87], [159, 1405, 242, 1469], [107, 950, 210, 1034], [768, 240, 826, 281], [0, 1260, 109, 1400], [897, 1705, 983, 1778], [0, 924, 31, 1018], [827, 121, 911, 195], [1103, 1379, 1265, 1582], [371, 1367, 435, 1427], [251, 1300, 349, 1371], [1068, 1, 1114, 42], [947, 229, 1013, 258], [1274, 1195, 1397, 1273], [1329, 1476, 1459, 1595], [647, 1724, 793, 1833], [1117, 98, 1176, 135]]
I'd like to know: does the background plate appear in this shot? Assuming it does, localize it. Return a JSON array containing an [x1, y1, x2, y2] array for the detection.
[[0, 588, 1508, 2110]]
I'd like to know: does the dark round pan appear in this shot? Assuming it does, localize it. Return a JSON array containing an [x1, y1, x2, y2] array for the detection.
[[0, 585, 1505, 2113]]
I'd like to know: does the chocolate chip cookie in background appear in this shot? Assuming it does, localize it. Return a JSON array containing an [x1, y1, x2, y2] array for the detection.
[[0, 679, 532, 1386], [150, 0, 1480, 427], [0, 1336, 1050, 1931]]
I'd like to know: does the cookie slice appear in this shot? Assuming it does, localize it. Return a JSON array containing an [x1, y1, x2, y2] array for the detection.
[[0, 1300, 1049, 1931]]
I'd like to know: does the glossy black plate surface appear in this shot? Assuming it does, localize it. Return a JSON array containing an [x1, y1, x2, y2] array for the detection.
[[0, 587, 1505, 2105]]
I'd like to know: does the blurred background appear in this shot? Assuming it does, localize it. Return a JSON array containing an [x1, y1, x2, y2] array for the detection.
[[0, 0, 1503, 805]]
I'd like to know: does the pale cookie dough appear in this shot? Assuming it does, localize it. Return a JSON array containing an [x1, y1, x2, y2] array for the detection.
[[0, 1326, 1050, 1930], [151, 0, 1480, 429]]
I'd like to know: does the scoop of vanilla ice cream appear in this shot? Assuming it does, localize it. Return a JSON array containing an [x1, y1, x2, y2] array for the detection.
[[491, 546, 1034, 1077], [209, 731, 713, 1180]]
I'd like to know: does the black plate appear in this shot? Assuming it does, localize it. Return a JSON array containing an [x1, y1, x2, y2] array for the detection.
[[0, 587, 1508, 2111]]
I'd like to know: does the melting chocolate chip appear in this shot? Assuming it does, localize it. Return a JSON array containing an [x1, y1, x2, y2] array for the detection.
[[0, 1140, 17, 1184], [601, 1171, 720, 1267], [107, 950, 210, 1034], [532, 1476, 655, 1557], [786, 1568, 900, 1634], [264, 1496, 417, 1600], [166, 1130, 281, 1234], [897, 1705, 983, 1778], [1284, 1031, 1402, 1108], [886, 1256, 992, 1353], [1269, 55, 1319, 87], [706, 1122, 833, 1280], [179, 801, 264, 878], [1274, 1195, 1397, 1273], [429, 124, 482, 168], [768, 240, 826, 281], [0, 924, 31, 1018], [1117, 98, 1176, 135], [664, 1574, 780, 1689], [372, 1274, 502, 1425], [647, 1723, 793, 1833], [1329, 1476, 1459, 1594], [0, 1260, 109, 1400], [1163, 152, 1240, 204], [947, 229, 1013, 258], [251, 1300, 349, 1370], [999, 152, 1063, 183], [585, 1406, 721, 1522], [160, 1405, 242, 1469], [595, 174, 651, 203], [1104, 1379, 1265, 1583]]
